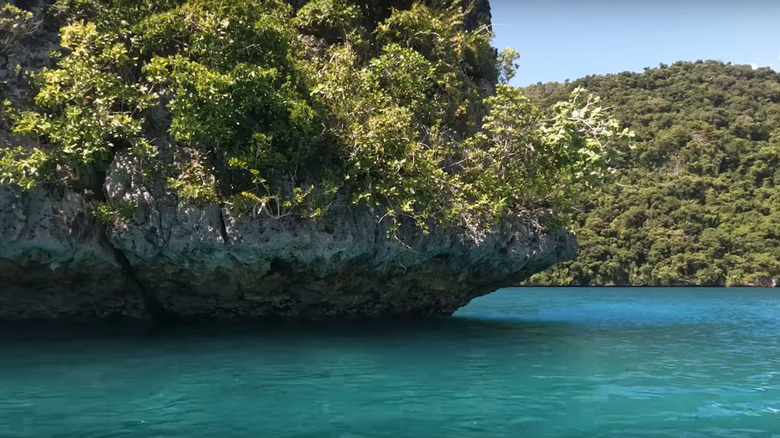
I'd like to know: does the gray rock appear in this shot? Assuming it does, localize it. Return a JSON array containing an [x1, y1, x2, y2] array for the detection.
[[0, 172, 576, 320], [0, 185, 145, 319]]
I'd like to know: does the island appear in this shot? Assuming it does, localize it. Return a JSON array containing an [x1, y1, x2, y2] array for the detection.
[[0, 0, 628, 320]]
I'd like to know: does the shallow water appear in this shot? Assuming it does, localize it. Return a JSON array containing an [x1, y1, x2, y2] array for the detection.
[[2, 287, 780, 437]]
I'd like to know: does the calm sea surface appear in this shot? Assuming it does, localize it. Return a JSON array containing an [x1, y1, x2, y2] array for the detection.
[[2, 287, 780, 437]]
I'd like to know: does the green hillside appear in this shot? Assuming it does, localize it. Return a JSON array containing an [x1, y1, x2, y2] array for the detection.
[[525, 61, 780, 286]]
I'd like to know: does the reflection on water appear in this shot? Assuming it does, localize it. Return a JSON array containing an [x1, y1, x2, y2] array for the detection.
[[1, 287, 780, 437]]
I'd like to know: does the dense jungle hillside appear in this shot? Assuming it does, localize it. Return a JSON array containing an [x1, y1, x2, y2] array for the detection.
[[0, 0, 628, 240], [525, 61, 780, 286]]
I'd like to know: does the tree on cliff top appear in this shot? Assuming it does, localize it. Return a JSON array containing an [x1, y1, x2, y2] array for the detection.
[[1, 0, 631, 238]]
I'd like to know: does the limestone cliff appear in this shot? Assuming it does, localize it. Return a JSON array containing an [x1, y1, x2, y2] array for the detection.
[[0, 0, 577, 320]]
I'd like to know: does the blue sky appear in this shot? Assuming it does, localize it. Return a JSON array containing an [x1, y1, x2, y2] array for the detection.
[[490, 1, 780, 86]]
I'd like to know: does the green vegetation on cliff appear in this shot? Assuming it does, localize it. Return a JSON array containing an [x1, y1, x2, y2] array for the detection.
[[525, 61, 780, 286], [0, 0, 628, 238]]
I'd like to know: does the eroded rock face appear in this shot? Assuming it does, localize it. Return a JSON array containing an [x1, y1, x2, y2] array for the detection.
[[748, 276, 778, 288], [0, 171, 576, 320], [117, 201, 574, 320], [0, 186, 146, 319]]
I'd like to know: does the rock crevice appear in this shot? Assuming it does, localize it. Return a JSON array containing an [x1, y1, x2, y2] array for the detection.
[[97, 226, 173, 321]]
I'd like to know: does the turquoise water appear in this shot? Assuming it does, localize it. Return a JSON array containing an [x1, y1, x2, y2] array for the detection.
[[2, 287, 780, 437]]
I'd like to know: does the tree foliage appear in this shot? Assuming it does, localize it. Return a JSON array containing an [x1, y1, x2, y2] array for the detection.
[[2, 0, 627, 237], [0, 3, 42, 58], [525, 61, 780, 286]]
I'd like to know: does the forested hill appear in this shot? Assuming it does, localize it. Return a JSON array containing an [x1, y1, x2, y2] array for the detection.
[[524, 61, 780, 287]]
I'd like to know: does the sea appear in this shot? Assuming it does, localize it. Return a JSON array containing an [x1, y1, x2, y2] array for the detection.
[[2, 287, 779, 437]]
